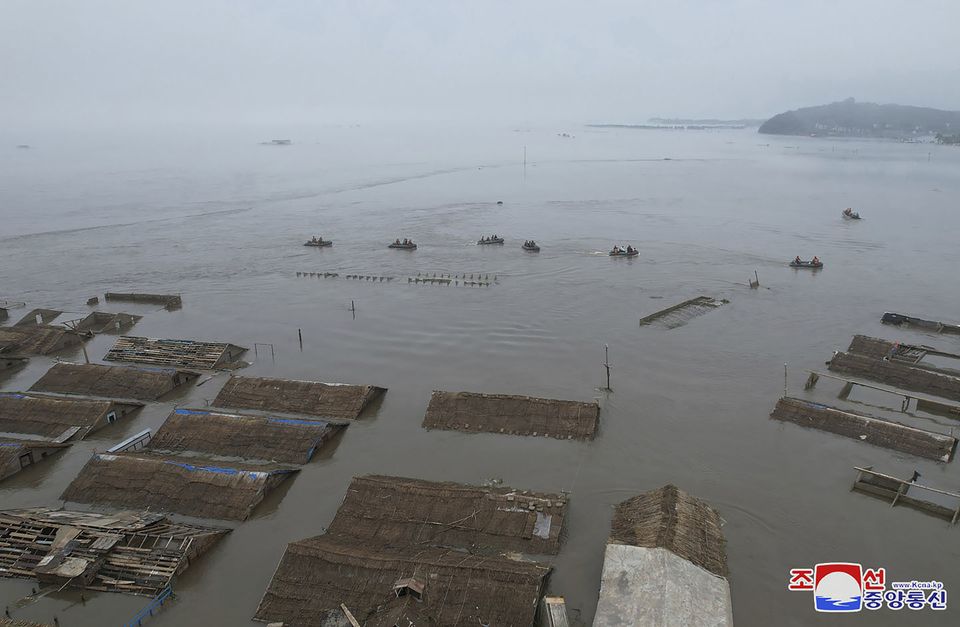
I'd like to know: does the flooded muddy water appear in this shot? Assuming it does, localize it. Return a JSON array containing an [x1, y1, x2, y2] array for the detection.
[[1, 125, 959, 625]]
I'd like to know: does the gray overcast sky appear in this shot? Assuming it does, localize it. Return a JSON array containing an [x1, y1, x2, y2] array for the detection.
[[3, 0, 959, 128]]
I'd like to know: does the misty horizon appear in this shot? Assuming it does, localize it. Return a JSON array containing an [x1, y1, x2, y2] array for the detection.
[[3, 0, 959, 131]]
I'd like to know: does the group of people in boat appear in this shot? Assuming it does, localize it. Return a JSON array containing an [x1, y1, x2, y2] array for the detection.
[[611, 245, 637, 255], [843, 208, 856, 217], [479, 234, 501, 242], [308, 235, 325, 243], [523, 240, 538, 248], [394, 238, 414, 246], [794, 255, 820, 265]]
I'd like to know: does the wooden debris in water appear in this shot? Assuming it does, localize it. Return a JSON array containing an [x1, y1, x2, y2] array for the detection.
[[422, 390, 600, 440], [0, 507, 227, 595], [770, 397, 957, 461], [638, 295, 728, 328], [104, 336, 247, 370]]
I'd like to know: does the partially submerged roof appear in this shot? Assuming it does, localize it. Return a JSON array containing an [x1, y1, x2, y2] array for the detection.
[[104, 292, 182, 310], [104, 336, 247, 370], [0, 356, 29, 372], [328, 474, 567, 555], [829, 351, 960, 402], [72, 311, 142, 334], [29, 362, 199, 401], [253, 536, 550, 627], [610, 484, 727, 577], [213, 376, 386, 419], [0, 507, 227, 596], [422, 390, 600, 440], [0, 325, 85, 356], [147, 408, 345, 464], [61, 451, 299, 520], [595, 485, 732, 627], [771, 396, 956, 462], [0, 392, 143, 441], [13, 308, 63, 327], [0, 438, 70, 481]]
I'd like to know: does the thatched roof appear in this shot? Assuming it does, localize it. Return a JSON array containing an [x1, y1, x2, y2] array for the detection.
[[0, 325, 84, 356], [771, 397, 956, 462], [0, 393, 143, 440], [213, 376, 386, 419], [829, 351, 960, 402], [253, 535, 550, 627], [0, 507, 227, 595], [328, 475, 567, 555], [422, 390, 600, 440], [147, 408, 345, 464], [0, 619, 53, 627], [104, 336, 247, 370], [0, 439, 69, 481], [13, 308, 63, 326], [610, 484, 728, 577], [29, 362, 198, 401], [61, 452, 299, 521]]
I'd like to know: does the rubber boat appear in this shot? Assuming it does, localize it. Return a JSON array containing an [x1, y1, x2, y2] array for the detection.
[[609, 248, 639, 257], [389, 241, 417, 250], [790, 259, 823, 268], [477, 236, 505, 245], [522, 241, 540, 252], [842, 208, 861, 220], [304, 238, 332, 247]]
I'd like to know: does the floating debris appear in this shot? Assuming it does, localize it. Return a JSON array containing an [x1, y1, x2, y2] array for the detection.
[[638, 296, 728, 328]]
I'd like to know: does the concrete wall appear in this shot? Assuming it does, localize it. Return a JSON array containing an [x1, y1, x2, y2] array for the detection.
[[594, 545, 733, 627]]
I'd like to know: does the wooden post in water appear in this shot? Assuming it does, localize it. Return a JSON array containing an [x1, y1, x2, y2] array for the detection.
[[603, 344, 612, 391], [784, 363, 788, 398], [298, 328, 303, 351]]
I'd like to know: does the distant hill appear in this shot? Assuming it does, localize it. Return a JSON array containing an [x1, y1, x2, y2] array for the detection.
[[759, 98, 960, 138]]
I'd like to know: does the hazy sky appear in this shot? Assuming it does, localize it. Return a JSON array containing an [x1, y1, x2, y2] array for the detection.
[[3, 0, 959, 128]]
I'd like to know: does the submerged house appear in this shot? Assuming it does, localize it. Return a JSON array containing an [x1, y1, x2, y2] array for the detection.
[[0, 325, 85, 356], [72, 311, 142, 334], [13, 309, 64, 327], [29, 362, 199, 401], [254, 475, 565, 626], [104, 336, 247, 370], [213, 376, 386, 419], [594, 485, 733, 627], [0, 507, 227, 596], [103, 292, 182, 310], [61, 452, 299, 521], [0, 392, 143, 442], [146, 408, 346, 464], [0, 439, 69, 481], [422, 390, 600, 440]]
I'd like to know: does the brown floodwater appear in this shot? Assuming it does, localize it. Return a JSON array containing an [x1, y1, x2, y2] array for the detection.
[[1, 125, 959, 626]]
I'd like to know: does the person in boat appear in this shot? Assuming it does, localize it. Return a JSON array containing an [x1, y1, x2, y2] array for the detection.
[[794, 255, 802, 264], [395, 238, 401, 245], [626, 246, 634, 254], [812, 256, 820, 265]]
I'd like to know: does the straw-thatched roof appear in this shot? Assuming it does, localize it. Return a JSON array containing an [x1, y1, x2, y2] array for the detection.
[[147, 408, 345, 464], [422, 390, 600, 440], [253, 535, 550, 627], [29, 362, 198, 401], [0, 393, 143, 440], [0, 619, 53, 627], [213, 376, 386, 419], [829, 351, 960, 402], [104, 292, 182, 310], [610, 484, 728, 577], [104, 336, 247, 370], [328, 474, 567, 555], [0, 438, 70, 481], [0, 325, 84, 356], [61, 451, 299, 521], [0, 507, 227, 595], [771, 396, 956, 462]]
